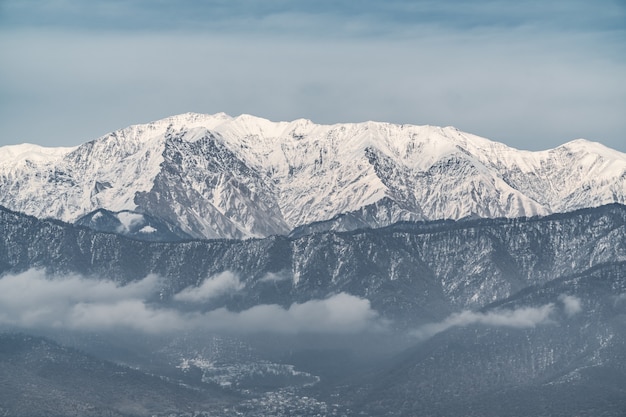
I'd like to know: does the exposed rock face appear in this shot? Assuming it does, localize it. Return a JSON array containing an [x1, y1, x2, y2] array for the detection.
[[1, 113, 624, 239]]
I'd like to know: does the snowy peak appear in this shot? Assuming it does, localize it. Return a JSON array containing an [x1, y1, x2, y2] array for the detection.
[[1, 112, 625, 239], [0, 143, 76, 163], [559, 137, 619, 153]]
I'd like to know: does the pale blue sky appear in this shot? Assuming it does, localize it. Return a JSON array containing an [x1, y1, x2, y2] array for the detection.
[[1, 0, 625, 151]]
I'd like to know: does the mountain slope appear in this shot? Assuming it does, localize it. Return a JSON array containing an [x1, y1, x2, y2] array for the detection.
[[1, 203, 625, 324], [0, 333, 235, 417], [1, 113, 624, 239], [346, 262, 626, 416], [1, 205, 625, 416]]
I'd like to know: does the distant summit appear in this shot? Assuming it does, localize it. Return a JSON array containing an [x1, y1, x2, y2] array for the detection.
[[1, 112, 625, 240]]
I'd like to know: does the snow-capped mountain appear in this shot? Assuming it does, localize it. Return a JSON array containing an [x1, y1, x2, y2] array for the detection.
[[75, 209, 193, 241], [1, 112, 624, 239]]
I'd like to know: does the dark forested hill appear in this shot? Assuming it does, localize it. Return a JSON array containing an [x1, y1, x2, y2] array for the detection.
[[1, 204, 625, 324], [1, 204, 626, 416]]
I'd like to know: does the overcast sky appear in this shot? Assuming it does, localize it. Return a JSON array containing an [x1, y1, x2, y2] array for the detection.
[[1, 0, 624, 151]]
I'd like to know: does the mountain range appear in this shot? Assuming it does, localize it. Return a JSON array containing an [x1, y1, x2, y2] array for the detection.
[[0, 202, 625, 416], [1, 112, 624, 240], [1, 113, 626, 416]]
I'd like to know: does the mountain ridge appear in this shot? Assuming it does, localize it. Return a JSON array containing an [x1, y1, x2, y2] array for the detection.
[[1, 202, 624, 322], [1, 202, 626, 416], [1, 112, 624, 240]]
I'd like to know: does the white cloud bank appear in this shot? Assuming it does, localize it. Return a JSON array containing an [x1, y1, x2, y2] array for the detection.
[[411, 295, 583, 340], [174, 271, 244, 302], [259, 271, 291, 283], [559, 294, 583, 317], [0, 269, 383, 335], [203, 292, 382, 334]]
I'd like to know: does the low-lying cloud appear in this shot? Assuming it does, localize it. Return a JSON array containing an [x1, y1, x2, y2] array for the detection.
[[201, 292, 382, 334], [0, 269, 383, 335], [174, 271, 244, 303], [0, 270, 168, 332], [259, 271, 291, 283], [559, 294, 583, 317], [411, 295, 583, 340]]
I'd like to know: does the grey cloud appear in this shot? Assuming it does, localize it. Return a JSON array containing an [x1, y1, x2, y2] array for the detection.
[[613, 293, 626, 307], [2, 0, 623, 36], [0, 269, 161, 307], [259, 271, 291, 283], [411, 294, 586, 340], [0, 269, 167, 332], [558, 295, 582, 317], [0, 269, 384, 334], [68, 300, 188, 333], [201, 292, 385, 334], [0, 22, 624, 153], [410, 303, 556, 340], [174, 271, 244, 303]]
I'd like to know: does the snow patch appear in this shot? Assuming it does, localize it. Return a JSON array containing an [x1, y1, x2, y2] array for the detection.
[[0, 143, 76, 164], [138, 225, 157, 234], [116, 212, 145, 232]]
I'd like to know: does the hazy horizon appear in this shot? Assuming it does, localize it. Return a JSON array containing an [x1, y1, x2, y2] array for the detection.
[[1, 0, 625, 152]]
